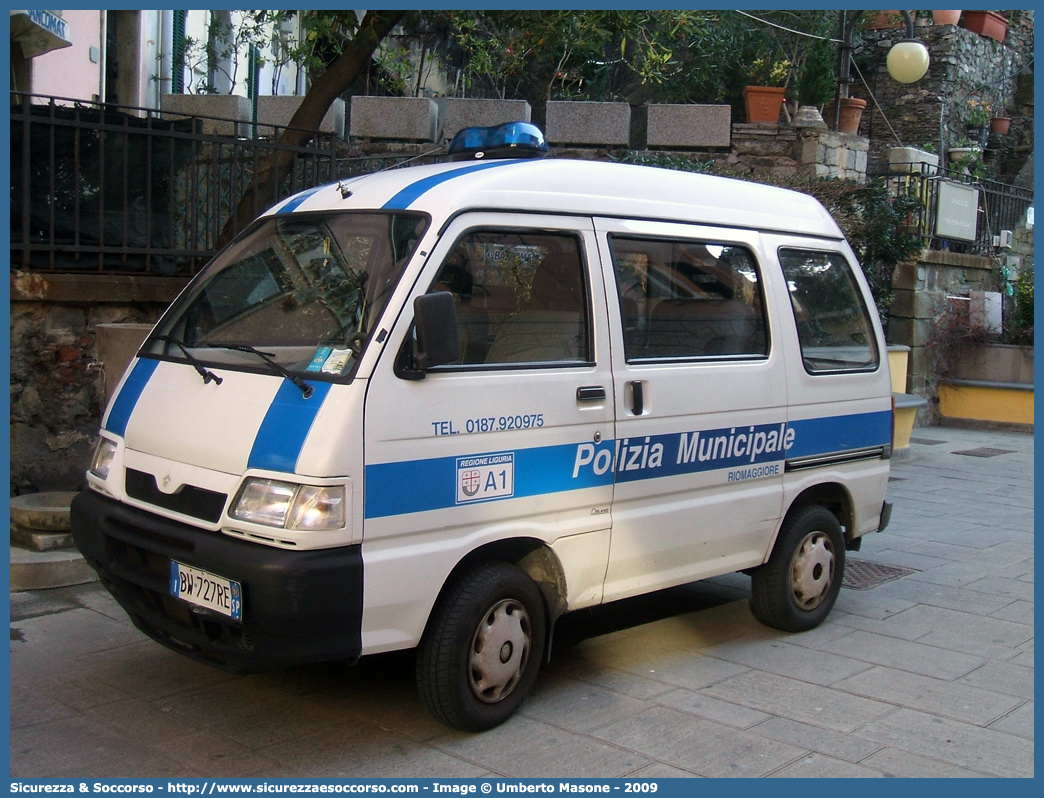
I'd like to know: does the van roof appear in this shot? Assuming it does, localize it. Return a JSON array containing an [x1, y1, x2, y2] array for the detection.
[[265, 158, 845, 240]]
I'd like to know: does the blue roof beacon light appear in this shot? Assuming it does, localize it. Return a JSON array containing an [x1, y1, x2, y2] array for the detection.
[[446, 121, 549, 162]]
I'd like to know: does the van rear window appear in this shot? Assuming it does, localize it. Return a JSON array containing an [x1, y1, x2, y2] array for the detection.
[[778, 248, 879, 373]]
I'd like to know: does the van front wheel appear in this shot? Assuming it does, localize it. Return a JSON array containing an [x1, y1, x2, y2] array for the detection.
[[417, 562, 546, 731], [750, 506, 845, 632]]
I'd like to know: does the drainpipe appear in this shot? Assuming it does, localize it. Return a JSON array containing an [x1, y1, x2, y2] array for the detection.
[[159, 9, 174, 106], [98, 10, 105, 102]]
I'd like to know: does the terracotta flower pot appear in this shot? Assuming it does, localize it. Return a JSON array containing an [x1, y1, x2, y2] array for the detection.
[[824, 97, 867, 134], [962, 10, 1008, 43], [932, 10, 962, 26], [743, 86, 786, 125], [866, 11, 916, 29], [990, 116, 1011, 134]]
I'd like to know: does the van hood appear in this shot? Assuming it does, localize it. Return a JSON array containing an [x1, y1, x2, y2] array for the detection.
[[104, 358, 332, 476]]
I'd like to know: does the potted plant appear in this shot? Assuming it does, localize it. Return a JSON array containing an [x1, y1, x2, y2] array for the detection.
[[932, 10, 962, 26], [964, 97, 992, 146], [824, 96, 867, 134], [948, 137, 985, 178], [962, 10, 1008, 42], [743, 56, 790, 124], [865, 11, 916, 29]]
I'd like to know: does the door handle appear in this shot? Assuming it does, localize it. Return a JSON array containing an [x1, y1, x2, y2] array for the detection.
[[576, 385, 606, 402], [631, 380, 644, 415]]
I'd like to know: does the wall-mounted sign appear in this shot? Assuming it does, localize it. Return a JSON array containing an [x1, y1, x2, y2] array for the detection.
[[935, 180, 979, 242], [9, 9, 72, 59]]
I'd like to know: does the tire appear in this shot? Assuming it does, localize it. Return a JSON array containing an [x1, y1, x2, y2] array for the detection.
[[416, 561, 546, 732], [750, 505, 845, 633]]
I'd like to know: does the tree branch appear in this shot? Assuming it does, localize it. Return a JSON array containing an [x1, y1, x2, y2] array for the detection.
[[217, 10, 405, 248]]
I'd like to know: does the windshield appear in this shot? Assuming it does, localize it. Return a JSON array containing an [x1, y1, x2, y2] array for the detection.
[[144, 212, 428, 379]]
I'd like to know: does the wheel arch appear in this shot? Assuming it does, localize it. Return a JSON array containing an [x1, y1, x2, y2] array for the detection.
[[783, 481, 854, 541], [428, 537, 566, 641]]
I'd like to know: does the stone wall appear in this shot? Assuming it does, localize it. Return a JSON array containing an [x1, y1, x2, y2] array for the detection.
[[9, 276, 185, 494], [856, 12, 1034, 179], [889, 250, 998, 407]]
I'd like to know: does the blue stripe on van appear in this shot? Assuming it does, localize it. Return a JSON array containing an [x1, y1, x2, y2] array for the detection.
[[103, 358, 160, 437], [363, 410, 892, 519], [247, 380, 332, 473], [381, 160, 521, 210], [787, 411, 893, 458], [275, 185, 327, 214], [365, 440, 615, 519]]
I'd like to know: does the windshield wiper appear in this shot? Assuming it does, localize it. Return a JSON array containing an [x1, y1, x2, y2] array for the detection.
[[205, 343, 314, 399], [153, 335, 223, 386]]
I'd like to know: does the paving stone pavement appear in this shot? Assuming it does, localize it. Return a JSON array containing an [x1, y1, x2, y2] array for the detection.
[[9, 426, 1033, 778]]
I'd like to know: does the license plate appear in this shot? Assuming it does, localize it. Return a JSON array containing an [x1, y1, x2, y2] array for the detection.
[[170, 560, 242, 621]]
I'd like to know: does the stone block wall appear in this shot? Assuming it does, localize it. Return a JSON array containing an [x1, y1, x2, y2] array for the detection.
[[258, 96, 345, 137], [889, 250, 997, 400], [350, 96, 438, 141], [545, 101, 631, 146], [646, 104, 731, 148], [438, 98, 531, 142], [161, 94, 250, 138]]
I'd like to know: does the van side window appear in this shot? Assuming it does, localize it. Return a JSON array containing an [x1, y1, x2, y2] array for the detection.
[[778, 248, 879, 373], [430, 231, 590, 366], [609, 236, 767, 361]]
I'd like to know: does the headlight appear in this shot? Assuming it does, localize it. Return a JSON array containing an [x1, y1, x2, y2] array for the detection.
[[231, 478, 346, 531], [89, 437, 118, 480]]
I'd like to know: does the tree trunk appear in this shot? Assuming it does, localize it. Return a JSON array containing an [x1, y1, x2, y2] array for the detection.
[[217, 10, 405, 248]]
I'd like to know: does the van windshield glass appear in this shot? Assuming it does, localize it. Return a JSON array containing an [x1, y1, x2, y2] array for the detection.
[[143, 212, 427, 379]]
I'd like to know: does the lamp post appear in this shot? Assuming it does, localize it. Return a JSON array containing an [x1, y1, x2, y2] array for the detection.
[[833, 10, 930, 131]]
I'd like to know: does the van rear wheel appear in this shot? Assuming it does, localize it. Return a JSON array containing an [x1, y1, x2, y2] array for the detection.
[[417, 562, 546, 731], [750, 505, 845, 632]]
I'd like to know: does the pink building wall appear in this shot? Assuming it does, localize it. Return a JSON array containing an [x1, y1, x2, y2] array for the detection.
[[32, 9, 104, 103]]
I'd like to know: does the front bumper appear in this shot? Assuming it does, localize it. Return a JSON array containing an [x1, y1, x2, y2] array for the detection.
[[71, 489, 363, 673]]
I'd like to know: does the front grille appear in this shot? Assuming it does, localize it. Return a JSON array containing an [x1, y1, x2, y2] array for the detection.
[[125, 468, 227, 523]]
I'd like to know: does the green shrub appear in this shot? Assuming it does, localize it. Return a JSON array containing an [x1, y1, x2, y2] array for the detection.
[[1008, 268, 1034, 344], [797, 40, 835, 107]]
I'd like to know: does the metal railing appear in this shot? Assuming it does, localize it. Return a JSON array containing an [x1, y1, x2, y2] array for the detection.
[[10, 93, 438, 276], [13, 93, 1032, 276], [868, 161, 1033, 257]]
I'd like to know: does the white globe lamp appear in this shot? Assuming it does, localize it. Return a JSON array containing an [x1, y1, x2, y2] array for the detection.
[[887, 40, 931, 84]]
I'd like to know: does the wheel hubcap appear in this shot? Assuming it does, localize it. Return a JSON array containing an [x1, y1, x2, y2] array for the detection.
[[469, 599, 531, 703], [790, 531, 835, 610]]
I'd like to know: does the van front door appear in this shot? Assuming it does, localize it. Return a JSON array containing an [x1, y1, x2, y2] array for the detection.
[[594, 219, 787, 602], [362, 213, 616, 652]]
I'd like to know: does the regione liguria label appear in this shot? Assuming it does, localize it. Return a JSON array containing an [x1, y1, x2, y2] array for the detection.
[[456, 452, 515, 504]]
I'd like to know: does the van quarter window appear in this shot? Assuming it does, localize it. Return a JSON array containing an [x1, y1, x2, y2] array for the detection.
[[428, 230, 591, 366], [609, 236, 768, 361], [779, 248, 879, 373]]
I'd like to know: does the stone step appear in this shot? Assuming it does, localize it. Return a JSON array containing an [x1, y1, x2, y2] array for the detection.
[[10, 520, 74, 552], [10, 545, 97, 592], [10, 491, 78, 531]]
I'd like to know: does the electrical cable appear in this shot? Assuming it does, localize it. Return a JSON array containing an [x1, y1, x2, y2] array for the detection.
[[732, 10, 841, 44], [849, 58, 905, 146]]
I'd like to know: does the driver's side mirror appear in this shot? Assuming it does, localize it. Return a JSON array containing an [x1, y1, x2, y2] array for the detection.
[[396, 291, 460, 380]]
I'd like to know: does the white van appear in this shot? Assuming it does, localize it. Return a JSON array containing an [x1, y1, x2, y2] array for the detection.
[[72, 122, 893, 732]]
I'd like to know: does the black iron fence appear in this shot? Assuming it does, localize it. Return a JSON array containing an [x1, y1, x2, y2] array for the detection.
[[868, 161, 1033, 257], [12, 93, 1033, 276], [10, 93, 437, 276]]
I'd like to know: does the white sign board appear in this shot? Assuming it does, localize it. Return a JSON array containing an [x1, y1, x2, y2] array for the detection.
[[935, 180, 979, 242]]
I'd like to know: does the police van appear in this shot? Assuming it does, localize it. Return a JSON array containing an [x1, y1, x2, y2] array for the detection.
[[72, 122, 893, 732]]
